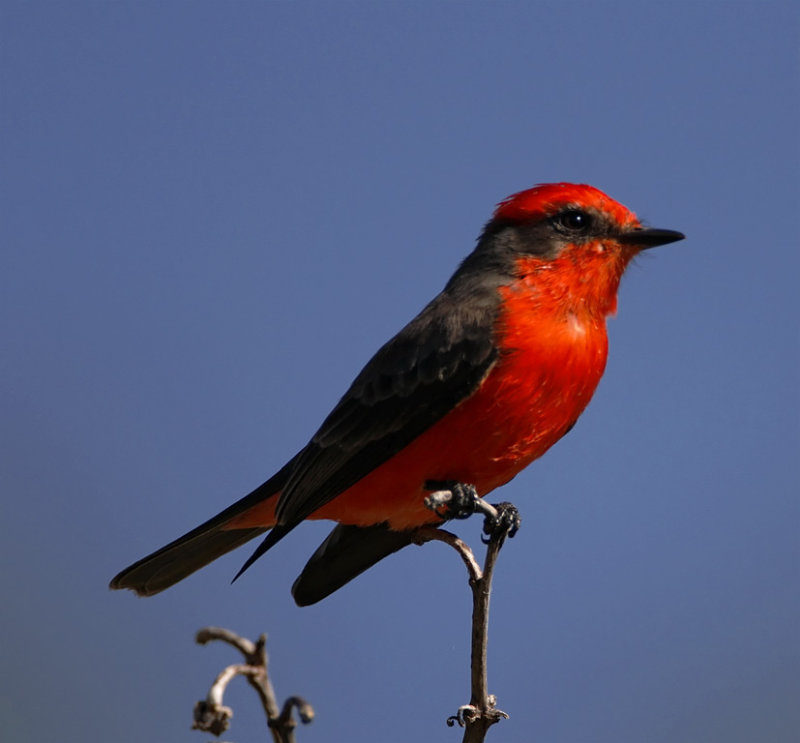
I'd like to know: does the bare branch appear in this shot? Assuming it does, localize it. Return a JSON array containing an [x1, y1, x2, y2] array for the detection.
[[193, 663, 255, 737], [196, 627, 258, 659], [414, 526, 483, 582], [193, 628, 313, 743], [275, 695, 315, 732], [190, 488, 515, 742], [461, 524, 512, 743], [421, 488, 519, 742]]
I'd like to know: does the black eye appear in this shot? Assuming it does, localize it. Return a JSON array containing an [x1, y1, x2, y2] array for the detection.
[[555, 209, 593, 232]]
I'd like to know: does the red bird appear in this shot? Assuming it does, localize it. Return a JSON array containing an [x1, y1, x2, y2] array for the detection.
[[111, 183, 683, 605]]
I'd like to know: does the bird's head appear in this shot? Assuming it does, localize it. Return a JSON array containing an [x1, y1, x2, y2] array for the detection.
[[450, 183, 684, 318], [489, 182, 684, 262]]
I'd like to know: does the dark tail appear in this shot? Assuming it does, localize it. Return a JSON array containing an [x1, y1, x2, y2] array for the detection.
[[291, 523, 416, 606], [110, 458, 296, 596]]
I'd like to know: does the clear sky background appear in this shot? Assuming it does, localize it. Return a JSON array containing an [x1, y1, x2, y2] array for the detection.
[[2, 3, 798, 742]]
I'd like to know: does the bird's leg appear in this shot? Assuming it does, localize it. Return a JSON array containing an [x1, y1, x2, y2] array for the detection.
[[424, 481, 521, 543]]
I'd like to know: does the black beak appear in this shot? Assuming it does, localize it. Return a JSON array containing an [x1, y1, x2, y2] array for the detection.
[[619, 227, 685, 249]]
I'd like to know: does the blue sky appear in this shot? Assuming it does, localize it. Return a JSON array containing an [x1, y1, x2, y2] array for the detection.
[[2, 2, 798, 742]]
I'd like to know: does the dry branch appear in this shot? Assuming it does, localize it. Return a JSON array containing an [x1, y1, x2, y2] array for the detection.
[[416, 493, 518, 742], [192, 628, 313, 743], [190, 489, 516, 743]]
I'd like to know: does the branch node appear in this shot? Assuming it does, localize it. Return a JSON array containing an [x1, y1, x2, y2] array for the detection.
[[447, 704, 480, 727], [484, 694, 510, 723]]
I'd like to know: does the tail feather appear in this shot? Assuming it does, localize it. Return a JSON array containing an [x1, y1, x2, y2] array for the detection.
[[291, 523, 416, 606], [110, 457, 297, 596], [110, 525, 270, 596], [231, 521, 299, 584]]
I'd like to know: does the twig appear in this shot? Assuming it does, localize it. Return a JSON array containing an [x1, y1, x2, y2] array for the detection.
[[192, 627, 313, 743], [414, 526, 482, 582], [416, 495, 517, 742], [461, 527, 511, 743]]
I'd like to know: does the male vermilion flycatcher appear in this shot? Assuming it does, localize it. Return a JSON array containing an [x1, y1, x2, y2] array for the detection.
[[111, 182, 684, 605]]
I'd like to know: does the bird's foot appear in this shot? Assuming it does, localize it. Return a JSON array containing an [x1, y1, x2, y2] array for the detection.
[[424, 480, 480, 520], [481, 501, 521, 544], [424, 481, 520, 543]]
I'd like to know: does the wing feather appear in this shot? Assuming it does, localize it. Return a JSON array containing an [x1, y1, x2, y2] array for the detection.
[[275, 289, 500, 526]]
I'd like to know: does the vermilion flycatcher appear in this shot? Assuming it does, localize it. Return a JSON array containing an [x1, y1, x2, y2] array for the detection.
[[111, 183, 684, 605]]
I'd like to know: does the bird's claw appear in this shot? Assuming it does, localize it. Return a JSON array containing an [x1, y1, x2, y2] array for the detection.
[[424, 482, 521, 543], [481, 501, 521, 544], [424, 481, 481, 521]]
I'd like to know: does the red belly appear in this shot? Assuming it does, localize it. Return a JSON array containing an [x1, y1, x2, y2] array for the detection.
[[316, 327, 607, 528], [227, 288, 609, 531]]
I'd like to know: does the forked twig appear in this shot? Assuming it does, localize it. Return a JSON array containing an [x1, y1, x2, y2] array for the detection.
[[415, 493, 517, 742], [192, 628, 313, 743], [190, 489, 514, 742]]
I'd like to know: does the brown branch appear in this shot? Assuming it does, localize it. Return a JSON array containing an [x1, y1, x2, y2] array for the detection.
[[413, 526, 482, 582], [192, 628, 313, 743], [191, 490, 514, 742], [197, 627, 260, 659], [461, 526, 511, 743], [417, 493, 517, 742]]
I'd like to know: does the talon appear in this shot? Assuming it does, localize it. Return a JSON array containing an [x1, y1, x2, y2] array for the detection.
[[424, 483, 522, 542], [481, 502, 521, 544], [424, 480, 480, 521]]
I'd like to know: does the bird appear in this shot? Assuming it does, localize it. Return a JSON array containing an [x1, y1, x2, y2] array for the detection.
[[110, 182, 684, 606]]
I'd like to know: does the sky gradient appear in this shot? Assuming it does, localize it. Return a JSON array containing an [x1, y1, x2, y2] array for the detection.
[[2, 3, 799, 742]]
